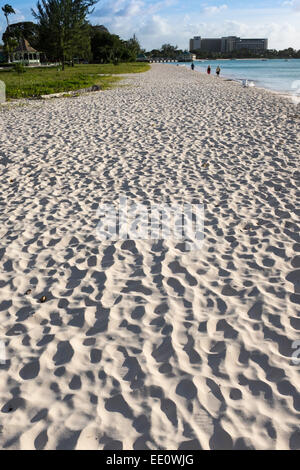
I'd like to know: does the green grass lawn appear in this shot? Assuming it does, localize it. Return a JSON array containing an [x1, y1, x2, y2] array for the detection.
[[0, 62, 151, 99]]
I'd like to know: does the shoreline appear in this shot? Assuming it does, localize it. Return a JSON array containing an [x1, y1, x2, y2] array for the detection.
[[219, 74, 296, 102], [182, 63, 297, 103], [0, 64, 299, 450], [172, 59, 300, 101]]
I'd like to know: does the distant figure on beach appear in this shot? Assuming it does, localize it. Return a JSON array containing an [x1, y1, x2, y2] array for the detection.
[[216, 65, 221, 77], [207, 65, 211, 75], [191, 63, 195, 71]]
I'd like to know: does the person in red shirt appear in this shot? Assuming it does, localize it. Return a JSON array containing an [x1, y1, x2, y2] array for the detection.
[[207, 65, 211, 75]]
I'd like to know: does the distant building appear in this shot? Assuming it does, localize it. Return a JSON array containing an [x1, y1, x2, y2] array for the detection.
[[221, 36, 268, 53], [220, 36, 237, 54], [177, 51, 196, 62], [136, 53, 149, 62], [189, 36, 223, 53], [190, 36, 268, 54], [237, 38, 268, 52], [200, 38, 222, 53], [189, 36, 201, 51], [11, 38, 41, 65]]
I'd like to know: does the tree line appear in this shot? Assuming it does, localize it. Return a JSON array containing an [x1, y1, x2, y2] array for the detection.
[[144, 43, 300, 60], [1, 1, 142, 68]]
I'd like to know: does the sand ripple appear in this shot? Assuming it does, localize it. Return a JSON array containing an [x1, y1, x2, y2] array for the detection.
[[0, 65, 299, 450]]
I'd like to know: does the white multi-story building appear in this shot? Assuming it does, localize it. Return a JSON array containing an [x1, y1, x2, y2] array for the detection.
[[189, 36, 201, 51], [190, 36, 268, 53]]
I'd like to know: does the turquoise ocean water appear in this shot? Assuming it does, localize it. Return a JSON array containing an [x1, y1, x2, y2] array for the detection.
[[172, 59, 300, 96]]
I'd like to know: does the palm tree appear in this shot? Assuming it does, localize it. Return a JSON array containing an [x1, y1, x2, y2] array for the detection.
[[2, 4, 15, 28], [2, 4, 16, 62]]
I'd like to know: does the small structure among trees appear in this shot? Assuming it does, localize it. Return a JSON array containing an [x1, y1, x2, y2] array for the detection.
[[177, 51, 196, 62], [10, 38, 41, 65], [136, 53, 149, 63]]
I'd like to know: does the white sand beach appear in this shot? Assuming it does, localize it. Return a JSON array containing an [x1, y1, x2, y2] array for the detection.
[[0, 64, 299, 450]]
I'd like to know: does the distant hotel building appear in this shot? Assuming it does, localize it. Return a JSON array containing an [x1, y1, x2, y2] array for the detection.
[[189, 36, 268, 53]]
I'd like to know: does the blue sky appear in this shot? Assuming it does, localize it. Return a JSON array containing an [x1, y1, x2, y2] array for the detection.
[[1, 0, 300, 50]]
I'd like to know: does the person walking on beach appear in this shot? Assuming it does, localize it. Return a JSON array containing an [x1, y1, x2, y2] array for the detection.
[[207, 65, 211, 75], [191, 63, 195, 71], [216, 65, 221, 77]]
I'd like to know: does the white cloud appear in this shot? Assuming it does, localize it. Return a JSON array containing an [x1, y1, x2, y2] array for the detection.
[[93, 0, 144, 18], [265, 22, 300, 49], [11, 8, 26, 23], [139, 15, 172, 36], [92, 0, 177, 19], [147, 0, 178, 15], [203, 5, 228, 16], [91, 0, 178, 47], [282, 0, 300, 11]]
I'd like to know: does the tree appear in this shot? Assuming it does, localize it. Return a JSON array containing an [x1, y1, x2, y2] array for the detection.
[[2, 3, 16, 61], [3, 35, 17, 63], [2, 22, 40, 50], [125, 34, 141, 60], [1, 4, 15, 29], [32, 0, 97, 70], [149, 49, 161, 58], [90, 29, 140, 63], [90, 24, 109, 34], [91, 30, 120, 63], [161, 43, 178, 58]]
